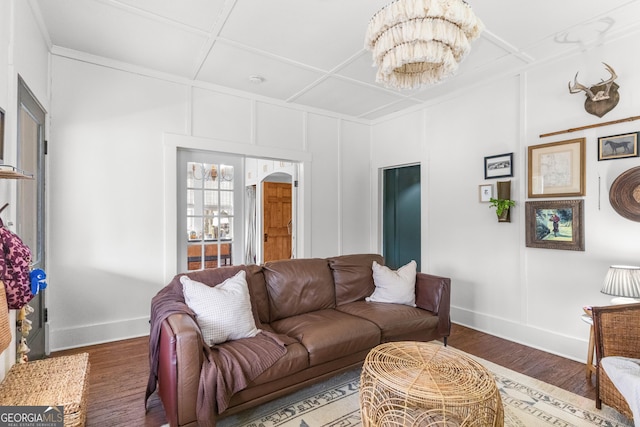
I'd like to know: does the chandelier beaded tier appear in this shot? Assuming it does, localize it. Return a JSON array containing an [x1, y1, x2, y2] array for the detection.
[[365, 0, 484, 89]]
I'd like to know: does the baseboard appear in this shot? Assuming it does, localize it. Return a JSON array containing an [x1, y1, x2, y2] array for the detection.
[[48, 309, 589, 362], [49, 316, 150, 351], [451, 306, 588, 364]]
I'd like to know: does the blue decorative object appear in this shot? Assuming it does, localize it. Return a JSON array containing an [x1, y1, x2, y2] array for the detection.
[[30, 269, 47, 295]]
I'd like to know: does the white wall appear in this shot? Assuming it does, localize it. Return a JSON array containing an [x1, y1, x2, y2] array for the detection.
[[0, 1, 50, 375], [371, 31, 640, 362], [0, 1, 8, 109], [47, 53, 373, 349], [341, 121, 372, 255], [49, 57, 187, 350], [308, 114, 340, 258]]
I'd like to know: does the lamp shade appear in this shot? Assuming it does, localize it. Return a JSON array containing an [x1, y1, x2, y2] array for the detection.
[[601, 265, 640, 298]]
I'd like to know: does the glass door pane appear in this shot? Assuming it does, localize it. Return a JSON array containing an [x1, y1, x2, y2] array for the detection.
[[179, 151, 241, 272]]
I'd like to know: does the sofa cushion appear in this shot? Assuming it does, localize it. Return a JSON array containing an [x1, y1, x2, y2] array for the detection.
[[182, 265, 268, 327], [337, 300, 439, 342], [263, 258, 336, 322], [248, 340, 309, 386], [328, 254, 383, 306], [366, 260, 417, 307], [181, 271, 260, 346], [245, 264, 270, 326], [271, 309, 380, 366], [183, 264, 245, 288]]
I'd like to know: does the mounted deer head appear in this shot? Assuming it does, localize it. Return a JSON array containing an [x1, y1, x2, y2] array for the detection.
[[568, 63, 620, 118]]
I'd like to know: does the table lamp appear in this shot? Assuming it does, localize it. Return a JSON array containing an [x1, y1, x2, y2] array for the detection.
[[601, 265, 640, 304]]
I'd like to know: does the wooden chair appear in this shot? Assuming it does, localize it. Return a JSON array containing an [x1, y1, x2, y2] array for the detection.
[[592, 302, 640, 420]]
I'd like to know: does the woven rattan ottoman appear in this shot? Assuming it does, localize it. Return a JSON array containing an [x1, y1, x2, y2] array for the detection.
[[0, 352, 90, 427], [360, 342, 503, 426]]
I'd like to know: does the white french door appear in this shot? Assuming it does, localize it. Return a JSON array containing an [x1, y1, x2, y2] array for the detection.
[[177, 150, 243, 273]]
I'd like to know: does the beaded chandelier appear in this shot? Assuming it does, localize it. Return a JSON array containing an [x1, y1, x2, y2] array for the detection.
[[365, 0, 484, 89]]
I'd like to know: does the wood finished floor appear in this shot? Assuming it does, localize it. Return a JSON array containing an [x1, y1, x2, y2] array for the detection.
[[51, 322, 596, 427]]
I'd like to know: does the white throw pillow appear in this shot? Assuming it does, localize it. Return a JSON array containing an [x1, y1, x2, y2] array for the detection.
[[181, 270, 260, 346], [366, 260, 417, 307]]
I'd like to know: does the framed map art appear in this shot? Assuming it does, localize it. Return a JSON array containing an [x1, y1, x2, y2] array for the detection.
[[527, 138, 585, 198]]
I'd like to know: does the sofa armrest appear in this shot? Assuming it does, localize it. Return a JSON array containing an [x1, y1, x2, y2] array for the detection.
[[415, 272, 451, 339], [158, 313, 203, 427]]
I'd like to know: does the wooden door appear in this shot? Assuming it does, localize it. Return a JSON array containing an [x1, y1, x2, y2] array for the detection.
[[263, 182, 292, 262]]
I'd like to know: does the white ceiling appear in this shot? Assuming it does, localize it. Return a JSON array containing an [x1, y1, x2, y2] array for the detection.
[[33, 0, 640, 120]]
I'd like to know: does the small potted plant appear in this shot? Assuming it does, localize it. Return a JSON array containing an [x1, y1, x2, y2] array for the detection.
[[489, 197, 515, 222]]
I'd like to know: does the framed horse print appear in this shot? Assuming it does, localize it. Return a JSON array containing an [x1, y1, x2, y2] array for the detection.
[[598, 132, 639, 161]]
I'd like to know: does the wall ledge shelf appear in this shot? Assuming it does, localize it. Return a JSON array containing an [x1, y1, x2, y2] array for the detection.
[[0, 166, 33, 180]]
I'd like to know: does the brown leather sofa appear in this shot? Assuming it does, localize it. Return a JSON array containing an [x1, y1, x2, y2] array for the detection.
[[155, 254, 451, 427]]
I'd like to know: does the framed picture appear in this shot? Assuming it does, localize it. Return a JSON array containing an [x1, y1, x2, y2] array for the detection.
[[598, 132, 639, 161], [478, 184, 493, 202], [484, 153, 513, 179], [525, 200, 584, 251], [528, 138, 585, 198]]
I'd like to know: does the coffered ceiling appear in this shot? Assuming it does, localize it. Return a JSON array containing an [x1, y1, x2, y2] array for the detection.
[[33, 0, 640, 120]]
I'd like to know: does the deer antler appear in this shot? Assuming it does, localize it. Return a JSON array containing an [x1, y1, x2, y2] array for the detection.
[[599, 63, 617, 86], [568, 72, 595, 99], [568, 63, 618, 101]]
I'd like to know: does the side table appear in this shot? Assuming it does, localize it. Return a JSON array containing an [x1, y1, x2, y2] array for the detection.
[[360, 341, 503, 426], [581, 313, 596, 380]]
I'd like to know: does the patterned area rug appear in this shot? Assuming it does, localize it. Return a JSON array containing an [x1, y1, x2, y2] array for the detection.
[[217, 350, 633, 427]]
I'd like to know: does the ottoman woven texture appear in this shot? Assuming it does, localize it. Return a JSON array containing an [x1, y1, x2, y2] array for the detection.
[[360, 341, 503, 426]]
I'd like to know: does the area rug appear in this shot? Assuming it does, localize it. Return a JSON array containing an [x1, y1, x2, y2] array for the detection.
[[216, 351, 633, 427]]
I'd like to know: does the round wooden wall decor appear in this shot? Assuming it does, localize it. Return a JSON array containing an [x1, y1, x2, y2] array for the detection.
[[610, 166, 640, 222]]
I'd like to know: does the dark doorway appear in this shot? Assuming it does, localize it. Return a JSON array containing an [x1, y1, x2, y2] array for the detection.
[[382, 165, 421, 271]]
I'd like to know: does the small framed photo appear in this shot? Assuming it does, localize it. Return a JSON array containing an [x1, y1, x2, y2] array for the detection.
[[478, 184, 493, 202], [528, 138, 585, 198], [598, 132, 639, 161], [525, 199, 584, 251], [484, 153, 513, 179]]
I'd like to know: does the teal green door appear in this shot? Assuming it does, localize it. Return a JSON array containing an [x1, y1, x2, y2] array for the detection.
[[383, 165, 421, 271]]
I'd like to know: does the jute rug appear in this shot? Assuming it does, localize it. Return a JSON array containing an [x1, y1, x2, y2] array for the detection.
[[217, 351, 633, 427]]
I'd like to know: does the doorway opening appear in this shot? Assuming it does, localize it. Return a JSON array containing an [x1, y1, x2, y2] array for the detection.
[[17, 76, 47, 359], [177, 150, 298, 272], [245, 159, 297, 265], [382, 164, 421, 271]]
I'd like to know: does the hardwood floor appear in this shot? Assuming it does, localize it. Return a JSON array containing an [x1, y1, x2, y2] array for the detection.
[[446, 323, 596, 400], [51, 322, 596, 426], [52, 335, 167, 427]]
